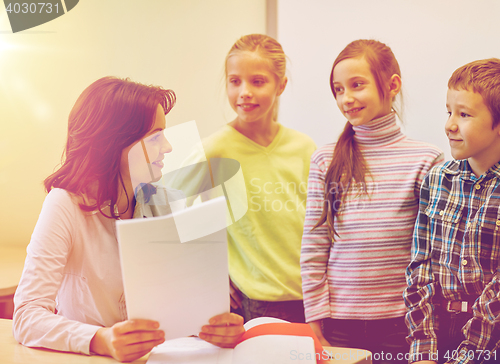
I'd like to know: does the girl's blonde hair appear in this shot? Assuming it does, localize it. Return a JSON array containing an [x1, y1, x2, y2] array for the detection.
[[225, 34, 286, 121], [314, 39, 402, 240]]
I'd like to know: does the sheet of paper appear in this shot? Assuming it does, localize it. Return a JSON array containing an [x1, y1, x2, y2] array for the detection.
[[147, 331, 316, 364], [117, 196, 229, 341], [232, 335, 316, 364], [147, 337, 233, 364]]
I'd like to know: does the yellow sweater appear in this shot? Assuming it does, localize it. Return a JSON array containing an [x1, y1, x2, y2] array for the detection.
[[200, 124, 316, 301]]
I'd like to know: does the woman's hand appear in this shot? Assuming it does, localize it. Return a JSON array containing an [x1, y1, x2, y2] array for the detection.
[[90, 319, 165, 362], [308, 320, 331, 347], [199, 312, 245, 348], [229, 278, 243, 309]]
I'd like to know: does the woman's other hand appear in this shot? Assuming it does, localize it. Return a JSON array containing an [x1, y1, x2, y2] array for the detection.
[[199, 312, 245, 348], [90, 319, 165, 362]]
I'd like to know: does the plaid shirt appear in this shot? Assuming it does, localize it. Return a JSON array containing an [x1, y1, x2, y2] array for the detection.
[[404, 159, 500, 364]]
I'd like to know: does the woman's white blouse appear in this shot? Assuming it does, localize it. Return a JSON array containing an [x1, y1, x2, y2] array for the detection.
[[13, 187, 182, 354]]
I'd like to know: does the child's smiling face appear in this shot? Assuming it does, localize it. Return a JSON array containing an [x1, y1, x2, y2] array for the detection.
[[226, 52, 286, 126], [446, 88, 500, 176], [332, 56, 394, 127]]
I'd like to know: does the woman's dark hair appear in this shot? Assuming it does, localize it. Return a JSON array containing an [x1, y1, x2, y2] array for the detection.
[[44, 76, 176, 219]]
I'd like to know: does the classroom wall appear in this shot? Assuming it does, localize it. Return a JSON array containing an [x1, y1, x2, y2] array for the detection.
[[276, 0, 500, 160], [0, 0, 266, 247], [4, 0, 498, 247]]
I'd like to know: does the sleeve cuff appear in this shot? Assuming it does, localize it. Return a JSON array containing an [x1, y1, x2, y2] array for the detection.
[[75, 323, 102, 355], [408, 339, 438, 363]]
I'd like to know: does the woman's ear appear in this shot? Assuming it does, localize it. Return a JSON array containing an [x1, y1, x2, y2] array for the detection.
[[277, 76, 288, 96], [388, 74, 402, 98]]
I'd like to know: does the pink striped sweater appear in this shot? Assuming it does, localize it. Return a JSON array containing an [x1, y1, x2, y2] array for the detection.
[[300, 113, 444, 321]]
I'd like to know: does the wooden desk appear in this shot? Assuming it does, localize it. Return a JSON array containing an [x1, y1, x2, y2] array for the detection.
[[0, 245, 27, 319], [0, 245, 371, 363], [0, 319, 147, 364], [1, 319, 371, 363]]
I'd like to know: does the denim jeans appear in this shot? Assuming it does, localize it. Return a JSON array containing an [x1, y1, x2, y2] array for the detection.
[[434, 308, 473, 363], [323, 316, 409, 364], [434, 307, 500, 364]]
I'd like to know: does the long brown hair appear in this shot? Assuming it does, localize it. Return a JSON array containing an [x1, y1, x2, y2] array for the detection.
[[44, 76, 176, 219], [313, 39, 402, 240]]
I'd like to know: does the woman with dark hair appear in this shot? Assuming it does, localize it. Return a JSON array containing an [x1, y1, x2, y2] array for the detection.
[[13, 76, 244, 362]]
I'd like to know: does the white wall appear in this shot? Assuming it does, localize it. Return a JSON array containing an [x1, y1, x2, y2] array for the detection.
[[277, 0, 500, 160], [0, 0, 266, 246], [4, 0, 497, 246]]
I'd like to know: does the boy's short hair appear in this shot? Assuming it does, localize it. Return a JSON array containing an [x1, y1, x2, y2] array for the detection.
[[448, 58, 500, 127]]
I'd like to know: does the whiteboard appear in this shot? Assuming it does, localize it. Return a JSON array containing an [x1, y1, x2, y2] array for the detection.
[[277, 0, 500, 161]]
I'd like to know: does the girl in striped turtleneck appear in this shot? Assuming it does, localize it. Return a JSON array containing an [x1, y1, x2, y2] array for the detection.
[[300, 39, 443, 364]]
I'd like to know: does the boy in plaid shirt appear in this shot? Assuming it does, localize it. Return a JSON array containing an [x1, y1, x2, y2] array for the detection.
[[405, 59, 500, 364]]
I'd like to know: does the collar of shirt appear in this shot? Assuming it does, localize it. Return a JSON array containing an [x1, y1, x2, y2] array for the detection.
[[352, 112, 406, 148], [442, 159, 500, 182]]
